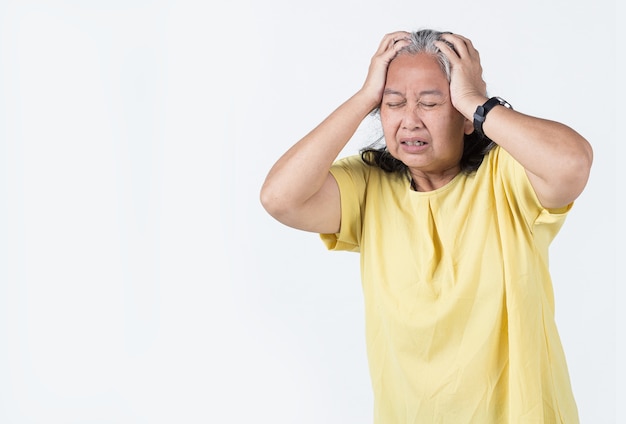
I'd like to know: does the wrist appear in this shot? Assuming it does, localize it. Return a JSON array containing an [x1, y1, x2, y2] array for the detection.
[[456, 95, 489, 121], [353, 89, 383, 113], [472, 97, 513, 138]]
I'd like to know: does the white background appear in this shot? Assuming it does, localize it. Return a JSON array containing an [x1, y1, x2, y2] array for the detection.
[[0, 0, 620, 423]]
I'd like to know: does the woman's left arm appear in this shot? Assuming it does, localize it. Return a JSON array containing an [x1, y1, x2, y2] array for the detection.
[[471, 106, 592, 208], [436, 33, 593, 209]]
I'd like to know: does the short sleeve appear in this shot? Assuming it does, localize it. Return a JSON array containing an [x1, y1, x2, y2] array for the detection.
[[319, 155, 370, 252], [492, 146, 571, 241]]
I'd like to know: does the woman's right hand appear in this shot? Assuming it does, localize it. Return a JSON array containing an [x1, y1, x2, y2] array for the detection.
[[261, 32, 411, 234], [360, 31, 411, 106]]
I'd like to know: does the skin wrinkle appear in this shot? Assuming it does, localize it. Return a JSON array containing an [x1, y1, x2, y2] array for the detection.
[[381, 53, 471, 192]]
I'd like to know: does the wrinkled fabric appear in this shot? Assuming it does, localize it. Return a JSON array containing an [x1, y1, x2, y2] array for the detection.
[[321, 146, 578, 423]]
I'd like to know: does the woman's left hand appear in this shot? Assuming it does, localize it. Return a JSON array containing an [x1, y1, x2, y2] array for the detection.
[[434, 33, 488, 119]]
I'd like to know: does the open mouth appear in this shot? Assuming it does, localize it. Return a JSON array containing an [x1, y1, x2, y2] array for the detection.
[[402, 140, 427, 146]]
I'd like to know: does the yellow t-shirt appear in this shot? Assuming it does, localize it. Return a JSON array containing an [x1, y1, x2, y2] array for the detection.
[[321, 146, 578, 423]]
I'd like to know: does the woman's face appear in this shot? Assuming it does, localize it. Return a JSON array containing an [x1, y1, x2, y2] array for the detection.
[[380, 53, 473, 179]]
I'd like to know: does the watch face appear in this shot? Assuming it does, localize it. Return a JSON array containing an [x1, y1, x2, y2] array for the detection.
[[495, 97, 513, 109]]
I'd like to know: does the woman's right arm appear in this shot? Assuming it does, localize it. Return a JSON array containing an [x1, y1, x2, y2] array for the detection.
[[260, 31, 410, 234]]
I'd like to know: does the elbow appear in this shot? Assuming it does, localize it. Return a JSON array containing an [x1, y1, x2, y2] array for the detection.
[[574, 139, 593, 189], [578, 135, 594, 170], [259, 182, 279, 217], [562, 134, 593, 192], [259, 181, 291, 222], [561, 142, 594, 203], [537, 140, 593, 208]]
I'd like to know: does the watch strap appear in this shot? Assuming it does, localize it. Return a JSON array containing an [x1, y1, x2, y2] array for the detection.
[[473, 97, 512, 138]]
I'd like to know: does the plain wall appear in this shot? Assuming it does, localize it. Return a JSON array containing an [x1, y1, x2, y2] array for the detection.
[[0, 0, 620, 422]]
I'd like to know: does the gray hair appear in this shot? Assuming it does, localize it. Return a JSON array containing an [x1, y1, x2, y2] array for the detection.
[[396, 29, 453, 81]]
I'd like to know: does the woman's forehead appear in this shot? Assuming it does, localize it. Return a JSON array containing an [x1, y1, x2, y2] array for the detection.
[[385, 54, 449, 91]]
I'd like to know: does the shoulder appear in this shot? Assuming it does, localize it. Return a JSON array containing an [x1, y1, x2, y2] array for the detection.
[[330, 154, 371, 185], [330, 154, 407, 191], [331, 154, 368, 172], [481, 146, 571, 223]]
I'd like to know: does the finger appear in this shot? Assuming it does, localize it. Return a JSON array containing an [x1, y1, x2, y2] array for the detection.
[[438, 33, 467, 57], [434, 39, 460, 62], [446, 33, 474, 48], [386, 30, 411, 42], [376, 31, 411, 54], [438, 33, 479, 59]]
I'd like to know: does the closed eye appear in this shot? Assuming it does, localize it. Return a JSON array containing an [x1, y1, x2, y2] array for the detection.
[[385, 101, 406, 108], [418, 102, 438, 109]]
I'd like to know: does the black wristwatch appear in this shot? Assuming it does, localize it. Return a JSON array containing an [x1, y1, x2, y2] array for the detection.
[[473, 97, 513, 138]]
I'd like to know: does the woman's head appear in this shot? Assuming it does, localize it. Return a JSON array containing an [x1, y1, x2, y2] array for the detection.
[[361, 29, 494, 180]]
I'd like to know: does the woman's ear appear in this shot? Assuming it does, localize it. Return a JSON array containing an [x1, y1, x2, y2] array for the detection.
[[463, 117, 474, 135]]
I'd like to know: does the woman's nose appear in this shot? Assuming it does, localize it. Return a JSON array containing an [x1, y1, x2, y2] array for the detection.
[[401, 104, 424, 129]]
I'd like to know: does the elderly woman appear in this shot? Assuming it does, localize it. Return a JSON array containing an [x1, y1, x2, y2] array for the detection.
[[261, 29, 592, 423]]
